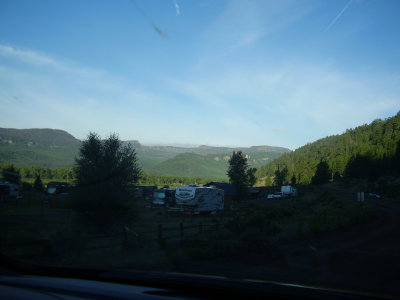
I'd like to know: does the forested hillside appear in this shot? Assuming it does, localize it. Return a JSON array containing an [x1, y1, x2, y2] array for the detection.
[[0, 128, 80, 168], [146, 150, 286, 178], [256, 113, 400, 185], [0, 128, 289, 179]]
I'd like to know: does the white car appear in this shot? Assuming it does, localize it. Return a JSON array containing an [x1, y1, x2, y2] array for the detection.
[[267, 192, 283, 199]]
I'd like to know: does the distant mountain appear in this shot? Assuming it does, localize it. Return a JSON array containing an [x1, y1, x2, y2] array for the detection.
[[132, 144, 290, 178], [0, 128, 80, 168], [145, 149, 287, 178], [0, 127, 290, 178], [256, 113, 400, 184]]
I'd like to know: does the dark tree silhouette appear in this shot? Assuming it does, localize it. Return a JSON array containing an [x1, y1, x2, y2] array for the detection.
[[227, 151, 249, 200], [73, 133, 141, 233], [274, 166, 288, 186], [33, 174, 44, 192], [247, 168, 257, 187], [290, 174, 296, 185], [312, 161, 331, 185], [1, 165, 21, 184], [344, 155, 373, 179]]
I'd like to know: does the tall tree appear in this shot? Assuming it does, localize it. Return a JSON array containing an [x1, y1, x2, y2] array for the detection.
[[227, 151, 249, 200], [73, 133, 141, 233], [247, 168, 257, 187], [1, 165, 21, 184], [274, 166, 288, 186], [311, 161, 331, 185], [33, 174, 44, 192]]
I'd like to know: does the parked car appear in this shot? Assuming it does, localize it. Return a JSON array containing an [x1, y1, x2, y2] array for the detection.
[[267, 192, 283, 199]]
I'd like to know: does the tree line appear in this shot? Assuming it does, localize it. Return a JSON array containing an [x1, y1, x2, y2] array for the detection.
[[256, 112, 400, 186], [0, 164, 225, 187]]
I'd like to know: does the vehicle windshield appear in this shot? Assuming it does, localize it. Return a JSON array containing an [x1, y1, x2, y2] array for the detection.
[[46, 187, 57, 194], [1, 0, 400, 298], [153, 192, 165, 199]]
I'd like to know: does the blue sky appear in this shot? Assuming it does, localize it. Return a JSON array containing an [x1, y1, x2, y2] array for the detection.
[[0, 0, 399, 149]]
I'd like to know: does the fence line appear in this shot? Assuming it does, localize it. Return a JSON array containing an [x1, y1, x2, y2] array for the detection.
[[4, 220, 228, 259]]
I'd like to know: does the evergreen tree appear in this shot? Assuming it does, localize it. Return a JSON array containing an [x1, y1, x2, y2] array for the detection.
[[33, 174, 44, 192], [311, 161, 331, 185], [1, 165, 21, 184], [247, 168, 257, 187], [290, 175, 296, 185], [227, 151, 249, 200], [73, 133, 142, 233], [274, 166, 288, 186]]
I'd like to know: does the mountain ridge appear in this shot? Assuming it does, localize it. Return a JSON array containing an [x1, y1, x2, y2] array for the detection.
[[0, 127, 290, 178]]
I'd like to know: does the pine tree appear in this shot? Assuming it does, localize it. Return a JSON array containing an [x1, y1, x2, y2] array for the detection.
[[311, 161, 331, 185], [33, 174, 44, 192], [227, 151, 249, 200]]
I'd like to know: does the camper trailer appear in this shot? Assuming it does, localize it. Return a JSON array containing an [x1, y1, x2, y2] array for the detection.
[[0, 181, 20, 200], [44, 182, 71, 208], [175, 185, 224, 213], [152, 188, 175, 207], [281, 185, 297, 197]]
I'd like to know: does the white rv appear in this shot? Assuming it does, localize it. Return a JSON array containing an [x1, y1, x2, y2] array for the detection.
[[0, 181, 20, 199], [175, 185, 224, 213], [281, 185, 297, 197]]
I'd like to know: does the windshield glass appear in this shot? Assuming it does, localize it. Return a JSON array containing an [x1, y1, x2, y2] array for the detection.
[[153, 192, 165, 199], [46, 187, 57, 194], [0, 0, 399, 298]]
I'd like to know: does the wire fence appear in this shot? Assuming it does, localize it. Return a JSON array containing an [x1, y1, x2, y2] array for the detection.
[[1, 220, 228, 259]]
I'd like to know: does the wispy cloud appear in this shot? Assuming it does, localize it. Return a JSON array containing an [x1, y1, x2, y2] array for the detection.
[[165, 62, 400, 148], [1, 44, 399, 149], [325, 0, 353, 32], [195, 0, 314, 70], [173, 0, 181, 16], [0, 45, 57, 66], [0, 45, 175, 141], [217, 1, 312, 46], [0, 44, 106, 78]]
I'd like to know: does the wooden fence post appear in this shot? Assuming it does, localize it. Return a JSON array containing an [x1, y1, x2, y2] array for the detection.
[[158, 224, 162, 241], [122, 227, 127, 247], [179, 223, 183, 238], [77, 230, 81, 260], [40, 199, 43, 218]]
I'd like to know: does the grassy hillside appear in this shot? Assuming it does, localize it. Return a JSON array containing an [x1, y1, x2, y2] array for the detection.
[[257, 113, 400, 185]]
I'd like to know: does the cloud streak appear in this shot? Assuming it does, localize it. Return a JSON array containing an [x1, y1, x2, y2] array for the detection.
[[325, 0, 353, 32], [0, 45, 56, 66]]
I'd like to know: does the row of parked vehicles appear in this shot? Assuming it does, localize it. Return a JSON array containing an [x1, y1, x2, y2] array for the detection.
[[0, 180, 20, 201], [2, 178, 295, 213], [266, 185, 297, 199], [150, 184, 225, 214]]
